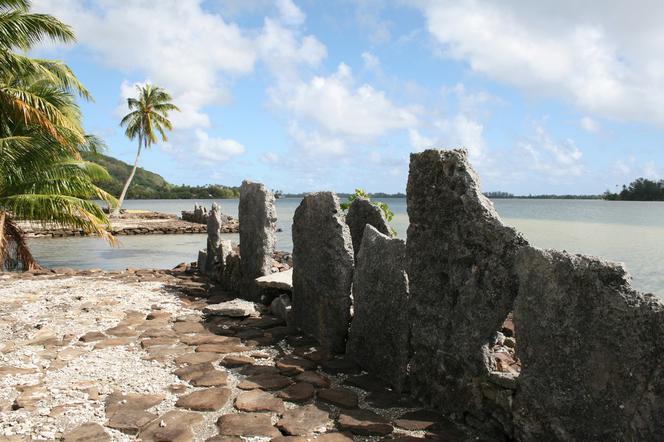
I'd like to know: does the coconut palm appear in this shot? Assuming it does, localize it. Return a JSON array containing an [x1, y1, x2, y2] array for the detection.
[[0, 0, 117, 270], [115, 84, 179, 215]]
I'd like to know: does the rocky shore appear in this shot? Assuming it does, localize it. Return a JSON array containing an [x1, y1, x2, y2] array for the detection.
[[17, 210, 239, 238], [0, 266, 475, 441]]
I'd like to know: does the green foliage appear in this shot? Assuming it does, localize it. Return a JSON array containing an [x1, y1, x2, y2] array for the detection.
[[0, 0, 116, 269], [340, 188, 396, 236], [116, 84, 179, 212], [82, 152, 240, 199], [603, 178, 664, 201]]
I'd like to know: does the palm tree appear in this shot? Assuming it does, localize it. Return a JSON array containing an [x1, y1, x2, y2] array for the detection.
[[0, 0, 117, 270], [115, 84, 179, 215]]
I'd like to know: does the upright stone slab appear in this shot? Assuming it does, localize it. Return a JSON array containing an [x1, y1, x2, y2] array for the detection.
[[513, 248, 664, 441], [239, 181, 277, 300], [206, 203, 223, 275], [292, 192, 354, 353], [345, 197, 391, 260], [346, 225, 409, 392], [406, 149, 527, 435]]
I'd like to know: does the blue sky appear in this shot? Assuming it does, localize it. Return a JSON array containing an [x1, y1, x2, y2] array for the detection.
[[33, 0, 664, 194]]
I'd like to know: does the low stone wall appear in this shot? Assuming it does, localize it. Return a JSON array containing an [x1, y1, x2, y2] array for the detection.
[[194, 149, 664, 440]]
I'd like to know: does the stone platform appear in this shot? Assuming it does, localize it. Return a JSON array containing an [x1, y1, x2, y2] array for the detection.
[[0, 267, 480, 441]]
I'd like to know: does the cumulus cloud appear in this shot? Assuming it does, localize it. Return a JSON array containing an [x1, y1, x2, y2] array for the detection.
[[193, 130, 245, 164], [580, 116, 600, 133], [279, 63, 417, 140], [34, 0, 256, 130], [416, 0, 664, 127], [519, 124, 584, 177]]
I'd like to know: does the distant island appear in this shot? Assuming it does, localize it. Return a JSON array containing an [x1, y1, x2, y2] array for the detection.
[[603, 178, 664, 201], [484, 191, 600, 200], [84, 152, 240, 199]]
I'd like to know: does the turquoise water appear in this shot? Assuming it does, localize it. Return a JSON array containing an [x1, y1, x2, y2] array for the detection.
[[27, 198, 664, 295]]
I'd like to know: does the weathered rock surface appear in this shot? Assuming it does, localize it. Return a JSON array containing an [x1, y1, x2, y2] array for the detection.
[[292, 192, 354, 352], [270, 293, 292, 325], [278, 382, 315, 402], [235, 389, 285, 413], [337, 409, 393, 436], [138, 410, 204, 441], [203, 299, 261, 318], [346, 225, 409, 392], [217, 413, 281, 438], [256, 268, 293, 291], [62, 422, 110, 442], [345, 197, 391, 259], [513, 248, 664, 441], [406, 149, 527, 435], [317, 387, 358, 408], [206, 203, 223, 275], [239, 180, 277, 300], [277, 404, 330, 436], [175, 387, 231, 411]]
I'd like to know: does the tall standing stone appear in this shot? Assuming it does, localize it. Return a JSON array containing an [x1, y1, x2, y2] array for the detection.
[[406, 149, 527, 436], [345, 197, 391, 260], [292, 192, 354, 353], [239, 181, 277, 300], [206, 203, 223, 275], [513, 248, 664, 441], [346, 225, 409, 392]]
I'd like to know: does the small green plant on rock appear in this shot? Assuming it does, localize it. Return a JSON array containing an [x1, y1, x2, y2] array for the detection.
[[340, 188, 397, 236]]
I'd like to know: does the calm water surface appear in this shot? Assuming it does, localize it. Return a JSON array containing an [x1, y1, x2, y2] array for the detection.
[[27, 198, 664, 295]]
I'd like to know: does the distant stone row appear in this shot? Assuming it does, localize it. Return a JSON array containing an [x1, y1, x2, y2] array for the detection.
[[198, 149, 664, 441]]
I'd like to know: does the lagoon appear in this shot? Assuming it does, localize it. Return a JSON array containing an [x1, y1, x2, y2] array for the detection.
[[28, 198, 664, 295]]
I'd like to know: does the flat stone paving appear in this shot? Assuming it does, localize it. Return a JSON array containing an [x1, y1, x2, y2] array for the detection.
[[0, 267, 481, 441]]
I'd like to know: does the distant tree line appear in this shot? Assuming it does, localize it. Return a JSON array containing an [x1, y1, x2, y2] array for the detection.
[[484, 191, 599, 200], [603, 178, 664, 201]]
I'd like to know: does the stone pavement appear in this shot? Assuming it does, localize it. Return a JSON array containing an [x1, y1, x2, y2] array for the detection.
[[0, 266, 483, 441]]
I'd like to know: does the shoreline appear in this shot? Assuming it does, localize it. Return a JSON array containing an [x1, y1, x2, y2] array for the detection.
[[17, 210, 239, 238]]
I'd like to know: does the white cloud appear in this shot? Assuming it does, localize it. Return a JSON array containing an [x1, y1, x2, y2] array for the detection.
[[193, 130, 245, 163], [287, 123, 347, 155], [361, 51, 380, 71], [519, 124, 584, 177], [276, 0, 305, 26], [34, 0, 256, 130], [261, 152, 281, 163], [580, 116, 600, 133], [280, 63, 417, 140], [416, 0, 664, 127]]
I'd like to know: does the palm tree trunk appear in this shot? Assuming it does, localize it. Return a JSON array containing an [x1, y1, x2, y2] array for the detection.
[[113, 137, 142, 217], [0, 211, 39, 271]]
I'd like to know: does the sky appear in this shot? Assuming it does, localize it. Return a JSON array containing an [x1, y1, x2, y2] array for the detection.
[[31, 0, 664, 195]]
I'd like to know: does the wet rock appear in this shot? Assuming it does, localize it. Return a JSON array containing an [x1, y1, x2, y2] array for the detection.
[[278, 382, 316, 402], [406, 149, 527, 433], [138, 410, 204, 441], [345, 197, 391, 260], [513, 248, 664, 441], [238, 373, 294, 390], [175, 387, 231, 411], [62, 422, 110, 442], [292, 192, 354, 352], [277, 404, 331, 435], [346, 225, 409, 392], [317, 387, 358, 408], [239, 180, 277, 300], [337, 409, 393, 436], [217, 413, 281, 438], [235, 389, 285, 413]]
